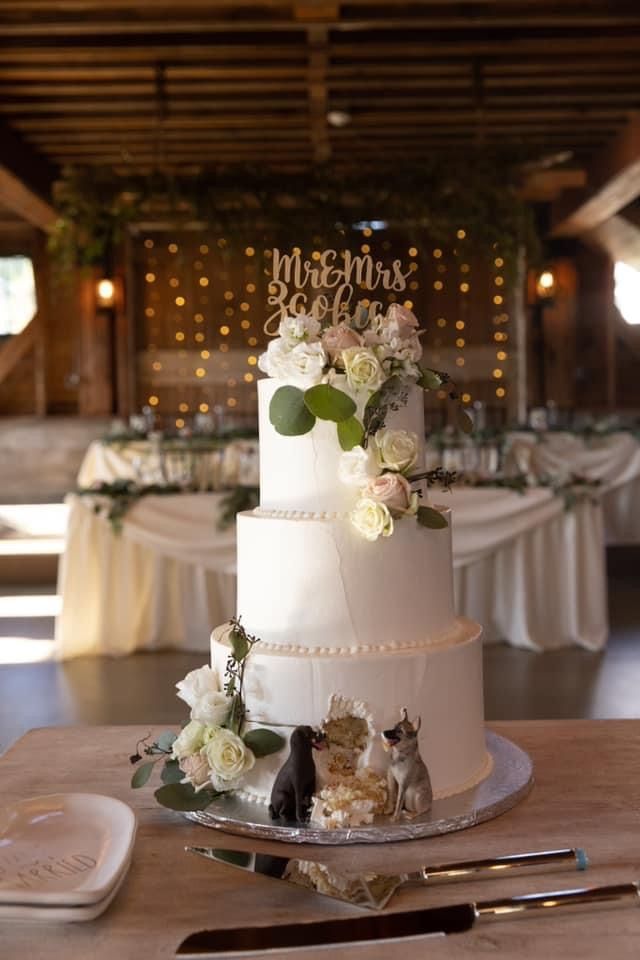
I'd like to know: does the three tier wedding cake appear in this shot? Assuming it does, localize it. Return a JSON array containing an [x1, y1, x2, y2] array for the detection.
[[209, 253, 491, 826]]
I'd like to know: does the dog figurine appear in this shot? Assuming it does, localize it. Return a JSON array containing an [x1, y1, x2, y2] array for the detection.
[[269, 725, 326, 823], [381, 708, 432, 820]]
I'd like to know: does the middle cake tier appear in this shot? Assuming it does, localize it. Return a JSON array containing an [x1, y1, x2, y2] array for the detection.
[[237, 507, 456, 652]]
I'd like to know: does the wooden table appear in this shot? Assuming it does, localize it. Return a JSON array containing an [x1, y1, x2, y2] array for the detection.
[[2, 721, 640, 959]]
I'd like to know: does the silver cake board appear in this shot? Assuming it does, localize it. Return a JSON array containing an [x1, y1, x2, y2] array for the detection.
[[184, 731, 533, 845]]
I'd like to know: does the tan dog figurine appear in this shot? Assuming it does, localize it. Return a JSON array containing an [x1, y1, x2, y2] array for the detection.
[[381, 708, 432, 820]]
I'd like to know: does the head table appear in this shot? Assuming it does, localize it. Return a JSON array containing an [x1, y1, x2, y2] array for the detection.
[[55, 484, 607, 658], [2, 720, 639, 958]]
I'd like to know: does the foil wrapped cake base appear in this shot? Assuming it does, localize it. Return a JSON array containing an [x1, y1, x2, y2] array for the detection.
[[184, 732, 533, 845]]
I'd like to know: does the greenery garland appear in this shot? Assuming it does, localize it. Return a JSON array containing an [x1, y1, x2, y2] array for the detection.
[[49, 153, 538, 276]]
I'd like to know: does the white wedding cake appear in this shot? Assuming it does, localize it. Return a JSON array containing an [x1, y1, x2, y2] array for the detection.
[[210, 301, 490, 820]]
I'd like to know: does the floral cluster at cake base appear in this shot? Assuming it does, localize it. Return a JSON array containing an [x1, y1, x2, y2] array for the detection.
[[129, 619, 284, 811]]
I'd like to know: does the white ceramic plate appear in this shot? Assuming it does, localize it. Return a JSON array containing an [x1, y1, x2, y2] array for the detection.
[[0, 857, 131, 922], [0, 793, 136, 906]]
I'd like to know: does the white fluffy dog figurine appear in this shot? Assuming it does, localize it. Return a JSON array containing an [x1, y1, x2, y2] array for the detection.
[[382, 708, 433, 820]]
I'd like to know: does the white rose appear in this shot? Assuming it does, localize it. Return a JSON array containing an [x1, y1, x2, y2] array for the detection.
[[179, 752, 212, 792], [171, 719, 208, 760], [350, 497, 394, 541], [191, 691, 232, 727], [258, 338, 326, 386], [176, 664, 220, 710], [278, 312, 321, 346], [374, 428, 419, 474], [338, 445, 381, 487], [363, 472, 413, 514], [341, 346, 385, 393], [203, 728, 256, 791]]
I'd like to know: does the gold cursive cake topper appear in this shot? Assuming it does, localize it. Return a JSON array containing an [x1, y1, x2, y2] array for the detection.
[[264, 248, 413, 335]]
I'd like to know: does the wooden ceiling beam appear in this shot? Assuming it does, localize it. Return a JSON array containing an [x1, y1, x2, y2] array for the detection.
[[553, 112, 640, 236], [0, 117, 56, 229], [0, 97, 308, 115], [0, 45, 307, 64], [4, 14, 640, 35]]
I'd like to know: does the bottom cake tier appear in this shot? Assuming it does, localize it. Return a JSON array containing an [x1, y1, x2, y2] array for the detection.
[[211, 618, 490, 808]]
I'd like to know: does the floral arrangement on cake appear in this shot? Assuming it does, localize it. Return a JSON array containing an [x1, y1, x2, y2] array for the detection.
[[259, 305, 470, 540], [129, 619, 284, 811]]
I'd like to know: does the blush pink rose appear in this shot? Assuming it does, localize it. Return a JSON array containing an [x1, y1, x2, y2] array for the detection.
[[387, 303, 419, 337], [363, 472, 413, 513], [179, 752, 211, 792], [321, 323, 363, 362]]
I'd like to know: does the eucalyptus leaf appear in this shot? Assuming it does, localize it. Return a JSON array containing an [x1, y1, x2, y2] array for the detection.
[[155, 730, 177, 753], [229, 627, 249, 663], [131, 760, 156, 789], [160, 759, 184, 785], [154, 783, 218, 812], [269, 385, 316, 436], [337, 416, 365, 451], [243, 728, 286, 758], [417, 506, 449, 530], [304, 384, 356, 423], [456, 407, 474, 435], [417, 367, 443, 391]]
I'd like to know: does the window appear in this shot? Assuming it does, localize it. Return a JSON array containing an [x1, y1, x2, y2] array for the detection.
[[0, 256, 37, 335], [614, 261, 640, 326]]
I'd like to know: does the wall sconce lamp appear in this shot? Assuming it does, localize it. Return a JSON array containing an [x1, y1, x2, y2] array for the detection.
[[96, 277, 116, 308], [535, 269, 556, 301]]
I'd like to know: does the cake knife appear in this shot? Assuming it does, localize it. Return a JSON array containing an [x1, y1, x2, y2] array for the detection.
[[185, 846, 588, 910], [176, 880, 640, 956]]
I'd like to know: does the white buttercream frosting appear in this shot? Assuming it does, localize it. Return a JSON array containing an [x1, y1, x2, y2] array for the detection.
[[258, 376, 427, 513], [211, 622, 488, 803]]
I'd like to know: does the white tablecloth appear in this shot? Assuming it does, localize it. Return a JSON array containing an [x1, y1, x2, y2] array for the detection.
[[504, 431, 640, 544], [448, 487, 607, 652], [55, 493, 237, 658], [55, 487, 608, 658]]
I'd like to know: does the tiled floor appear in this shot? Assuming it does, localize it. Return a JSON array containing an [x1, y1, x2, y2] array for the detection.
[[0, 548, 638, 756]]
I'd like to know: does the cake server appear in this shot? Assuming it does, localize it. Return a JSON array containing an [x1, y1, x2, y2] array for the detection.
[[185, 846, 588, 910], [176, 880, 640, 956]]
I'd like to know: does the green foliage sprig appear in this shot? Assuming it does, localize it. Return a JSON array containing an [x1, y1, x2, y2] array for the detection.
[[217, 485, 260, 530], [49, 154, 538, 274], [129, 617, 285, 812], [76, 479, 182, 532]]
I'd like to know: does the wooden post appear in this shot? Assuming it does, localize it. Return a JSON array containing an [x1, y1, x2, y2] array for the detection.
[[77, 269, 114, 416], [31, 231, 48, 415]]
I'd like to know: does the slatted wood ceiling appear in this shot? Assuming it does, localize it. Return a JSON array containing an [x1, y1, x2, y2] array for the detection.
[[0, 1, 639, 176]]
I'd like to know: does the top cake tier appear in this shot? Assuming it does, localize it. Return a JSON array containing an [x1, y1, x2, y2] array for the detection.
[[258, 377, 426, 513]]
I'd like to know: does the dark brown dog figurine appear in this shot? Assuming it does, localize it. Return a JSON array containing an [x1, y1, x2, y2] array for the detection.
[[381, 708, 432, 820], [269, 725, 326, 822]]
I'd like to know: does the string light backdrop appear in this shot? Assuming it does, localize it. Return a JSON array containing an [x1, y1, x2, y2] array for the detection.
[[132, 229, 513, 430]]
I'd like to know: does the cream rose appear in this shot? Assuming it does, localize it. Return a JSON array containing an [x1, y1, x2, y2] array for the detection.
[[363, 472, 413, 513], [341, 346, 385, 393], [374, 428, 419, 473], [179, 752, 212, 792], [321, 323, 363, 363], [171, 719, 208, 761], [203, 728, 256, 791], [258, 338, 326, 386], [338, 445, 381, 487], [278, 312, 321, 346], [350, 497, 394, 541]]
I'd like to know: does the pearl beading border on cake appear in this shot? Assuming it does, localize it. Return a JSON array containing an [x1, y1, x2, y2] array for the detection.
[[212, 617, 480, 658], [253, 507, 344, 520]]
